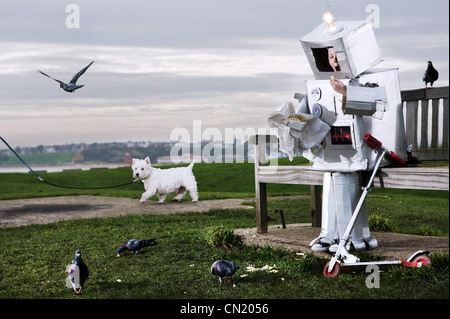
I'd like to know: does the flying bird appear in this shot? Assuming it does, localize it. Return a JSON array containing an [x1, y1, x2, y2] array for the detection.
[[422, 61, 439, 88], [211, 260, 238, 285], [116, 239, 158, 256], [67, 250, 89, 294], [37, 60, 94, 92]]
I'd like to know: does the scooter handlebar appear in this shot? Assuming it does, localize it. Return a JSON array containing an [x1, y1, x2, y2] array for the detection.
[[363, 133, 382, 149], [385, 151, 406, 166], [363, 133, 405, 166]]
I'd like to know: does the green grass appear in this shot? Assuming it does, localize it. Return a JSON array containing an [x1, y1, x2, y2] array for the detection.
[[0, 151, 74, 166], [0, 209, 448, 299], [0, 158, 311, 200], [0, 159, 448, 299], [246, 192, 449, 237]]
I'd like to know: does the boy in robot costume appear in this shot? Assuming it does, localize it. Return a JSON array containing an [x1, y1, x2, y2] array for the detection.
[[298, 66, 379, 253], [270, 20, 408, 252], [301, 76, 379, 252]]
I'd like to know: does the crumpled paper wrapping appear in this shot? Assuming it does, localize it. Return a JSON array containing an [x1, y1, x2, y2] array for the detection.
[[267, 101, 330, 161]]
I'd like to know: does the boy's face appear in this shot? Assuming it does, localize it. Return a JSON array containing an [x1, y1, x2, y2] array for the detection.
[[327, 47, 341, 72]]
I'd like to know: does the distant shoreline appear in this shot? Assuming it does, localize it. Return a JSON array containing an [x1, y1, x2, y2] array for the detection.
[[0, 163, 129, 174], [0, 162, 182, 173]]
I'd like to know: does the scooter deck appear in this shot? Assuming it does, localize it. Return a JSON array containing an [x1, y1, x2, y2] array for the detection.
[[342, 260, 402, 267]]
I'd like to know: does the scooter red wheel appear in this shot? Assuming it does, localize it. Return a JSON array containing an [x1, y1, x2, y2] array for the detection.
[[411, 254, 431, 267], [323, 262, 341, 278]]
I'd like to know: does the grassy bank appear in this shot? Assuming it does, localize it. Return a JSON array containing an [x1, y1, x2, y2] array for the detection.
[[0, 151, 74, 166], [0, 157, 311, 200]]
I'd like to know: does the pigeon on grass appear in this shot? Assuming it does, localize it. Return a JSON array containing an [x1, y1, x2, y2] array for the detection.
[[37, 60, 94, 92], [422, 61, 439, 88], [211, 260, 238, 285], [67, 250, 89, 294], [117, 239, 158, 256]]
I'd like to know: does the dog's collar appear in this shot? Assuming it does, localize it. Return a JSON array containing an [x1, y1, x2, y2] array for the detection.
[[137, 171, 151, 181]]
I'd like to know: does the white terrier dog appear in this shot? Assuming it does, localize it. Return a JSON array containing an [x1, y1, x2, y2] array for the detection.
[[132, 157, 198, 203]]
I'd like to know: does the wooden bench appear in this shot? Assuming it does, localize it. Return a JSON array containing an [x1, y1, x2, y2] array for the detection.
[[250, 86, 449, 234]]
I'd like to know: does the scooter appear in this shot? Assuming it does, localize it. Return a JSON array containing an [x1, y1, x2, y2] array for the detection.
[[323, 133, 432, 277]]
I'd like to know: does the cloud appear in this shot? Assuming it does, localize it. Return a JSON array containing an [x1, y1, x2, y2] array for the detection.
[[0, 39, 310, 77]]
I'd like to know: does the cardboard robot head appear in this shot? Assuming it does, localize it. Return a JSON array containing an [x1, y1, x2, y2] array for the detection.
[[301, 20, 382, 80]]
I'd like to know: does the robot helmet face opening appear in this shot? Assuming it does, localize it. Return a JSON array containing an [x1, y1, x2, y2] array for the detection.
[[312, 47, 341, 73]]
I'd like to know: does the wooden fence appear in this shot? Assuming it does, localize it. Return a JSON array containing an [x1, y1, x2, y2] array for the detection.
[[402, 86, 449, 160]]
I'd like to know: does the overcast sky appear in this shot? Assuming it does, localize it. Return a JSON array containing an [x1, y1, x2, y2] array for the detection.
[[1, 0, 448, 149]]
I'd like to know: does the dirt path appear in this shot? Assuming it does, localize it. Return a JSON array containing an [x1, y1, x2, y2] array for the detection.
[[235, 224, 449, 260], [0, 195, 253, 227]]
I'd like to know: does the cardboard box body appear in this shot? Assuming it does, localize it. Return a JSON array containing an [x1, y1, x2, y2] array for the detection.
[[303, 68, 407, 171]]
